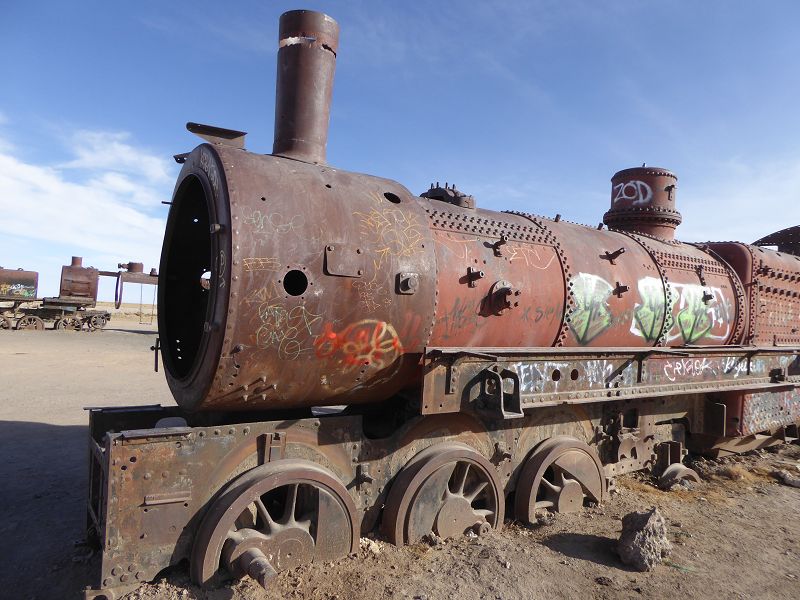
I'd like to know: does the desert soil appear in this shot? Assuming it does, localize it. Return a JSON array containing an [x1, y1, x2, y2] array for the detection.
[[0, 322, 798, 600]]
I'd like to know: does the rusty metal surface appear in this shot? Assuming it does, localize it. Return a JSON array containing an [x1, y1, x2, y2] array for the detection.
[[159, 145, 437, 412], [754, 225, 800, 256], [58, 256, 99, 305], [155, 5, 798, 414], [381, 442, 503, 544], [657, 463, 701, 490], [603, 166, 681, 241], [272, 10, 339, 164], [707, 242, 800, 346], [0, 267, 38, 301], [191, 459, 359, 588], [421, 346, 800, 416], [85, 391, 713, 598], [717, 388, 800, 436], [100, 262, 159, 309]]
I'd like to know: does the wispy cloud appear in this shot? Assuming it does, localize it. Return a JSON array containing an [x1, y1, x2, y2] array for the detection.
[[60, 130, 173, 185], [0, 127, 174, 293]]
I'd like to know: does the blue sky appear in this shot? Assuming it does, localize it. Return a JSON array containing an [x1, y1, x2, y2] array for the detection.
[[2, 1, 799, 300]]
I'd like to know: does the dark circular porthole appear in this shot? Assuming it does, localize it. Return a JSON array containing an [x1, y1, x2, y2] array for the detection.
[[283, 269, 309, 296]]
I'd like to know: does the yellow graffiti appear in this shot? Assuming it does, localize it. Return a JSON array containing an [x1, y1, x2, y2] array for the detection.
[[254, 304, 322, 360], [242, 257, 280, 272], [353, 275, 391, 313], [355, 202, 423, 268]]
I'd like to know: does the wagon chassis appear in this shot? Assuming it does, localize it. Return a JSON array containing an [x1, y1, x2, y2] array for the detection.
[[84, 344, 800, 600], [0, 297, 111, 330]]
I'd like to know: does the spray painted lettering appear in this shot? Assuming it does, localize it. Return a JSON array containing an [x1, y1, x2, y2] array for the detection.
[[254, 304, 322, 360], [667, 281, 732, 344], [612, 180, 652, 206], [0, 283, 36, 298], [631, 277, 666, 341], [355, 204, 423, 268], [568, 273, 613, 344], [314, 320, 403, 371]]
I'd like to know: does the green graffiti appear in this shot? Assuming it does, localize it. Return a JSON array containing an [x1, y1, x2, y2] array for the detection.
[[675, 286, 713, 343], [634, 278, 666, 341], [0, 283, 36, 298], [568, 273, 613, 345]]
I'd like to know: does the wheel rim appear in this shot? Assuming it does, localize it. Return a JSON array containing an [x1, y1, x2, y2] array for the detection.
[[658, 463, 701, 490], [515, 436, 605, 523], [191, 460, 358, 588], [88, 315, 106, 330], [382, 443, 504, 545], [55, 317, 81, 330], [16, 316, 44, 330]]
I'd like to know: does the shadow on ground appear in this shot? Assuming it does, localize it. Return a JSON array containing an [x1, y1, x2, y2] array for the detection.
[[542, 532, 635, 571], [0, 420, 96, 599]]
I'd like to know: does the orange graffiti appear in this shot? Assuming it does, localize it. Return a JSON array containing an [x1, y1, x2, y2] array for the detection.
[[314, 320, 403, 371]]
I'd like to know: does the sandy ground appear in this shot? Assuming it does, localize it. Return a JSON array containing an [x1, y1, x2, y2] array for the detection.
[[0, 322, 798, 600]]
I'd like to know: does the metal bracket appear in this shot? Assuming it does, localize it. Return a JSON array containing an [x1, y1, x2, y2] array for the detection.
[[697, 264, 707, 286], [467, 266, 485, 288], [482, 367, 524, 419], [186, 122, 247, 148], [601, 247, 626, 264], [492, 235, 508, 257], [355, 464, 374, 486], [257, 432, 286, 464], [324, 244, 364, 278]]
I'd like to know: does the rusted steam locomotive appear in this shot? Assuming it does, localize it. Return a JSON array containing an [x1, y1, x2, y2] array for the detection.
[[0, 256, 111, 330], [84, 9, 800, 599], [0, 257, 158, 331]]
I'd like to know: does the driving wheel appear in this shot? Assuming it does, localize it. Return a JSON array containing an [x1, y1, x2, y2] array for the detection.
[[191, 459, 358, 589], [515, 436, 606, 524]]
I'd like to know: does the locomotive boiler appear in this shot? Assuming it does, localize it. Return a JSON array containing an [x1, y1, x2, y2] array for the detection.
[[84, 9, 800, 599]]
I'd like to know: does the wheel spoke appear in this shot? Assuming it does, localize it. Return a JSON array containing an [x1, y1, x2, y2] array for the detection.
[[452, 462, 470, 495], [540, 478, 561, 494], [281, 483, 299, 524], [465, 480, 488, 503], [254, 497, 276, 530]]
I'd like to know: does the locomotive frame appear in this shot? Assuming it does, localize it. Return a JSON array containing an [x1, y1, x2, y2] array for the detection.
[[82, 9, 800, 600]]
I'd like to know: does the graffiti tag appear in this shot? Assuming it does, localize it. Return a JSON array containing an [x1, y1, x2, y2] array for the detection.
[[568, 273, 613, 344], [612, 180, 653, 206], [314, 320, 402, 371], [255, 304, 322, 360]]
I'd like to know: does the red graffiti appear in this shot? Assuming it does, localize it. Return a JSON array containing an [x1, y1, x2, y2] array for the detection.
[[314, 320, 403, 371]]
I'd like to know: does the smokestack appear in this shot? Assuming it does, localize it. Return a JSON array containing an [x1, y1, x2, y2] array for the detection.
[[603, 167, 682, 241], [71, 256, 83, 267], [273, 10, 339, 165]]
